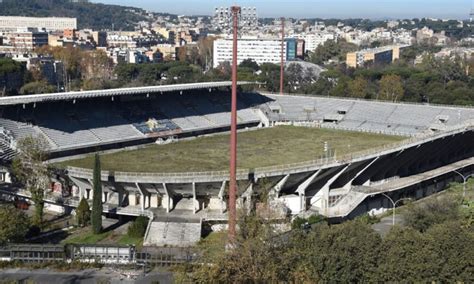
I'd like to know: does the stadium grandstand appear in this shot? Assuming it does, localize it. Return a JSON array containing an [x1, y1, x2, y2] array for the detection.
[[0, 81, 473, 246]]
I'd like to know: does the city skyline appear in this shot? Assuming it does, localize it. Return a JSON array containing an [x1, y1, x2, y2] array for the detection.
[[93, 0, 473, 19]]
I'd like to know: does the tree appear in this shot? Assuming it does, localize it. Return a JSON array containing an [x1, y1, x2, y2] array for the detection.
[[376, 226, 438, 282], [76, 197, 91, 227], [19, 81, 56, 95], [91, 153, 102, 234], [80, 49, 114, 82], [196, 36, 215, 70], [258, 63, 281, 92], [11, 136, 50, 227], [239, 59, 259, 71], [288, 221, 381, 282], [403, 195, 460, 232], [425, 221, 474, 282], [127, 215, 149, 238], [0, 205, 30, 245], [379, 74, 404, 101], [190, 212, 282, 282], [348, 76, 369, 98], [0, 58, 26, 95], [309, 39, 357, 65]]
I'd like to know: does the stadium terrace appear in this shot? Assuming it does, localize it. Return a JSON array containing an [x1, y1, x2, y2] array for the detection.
[[0, 82, 473, 247]]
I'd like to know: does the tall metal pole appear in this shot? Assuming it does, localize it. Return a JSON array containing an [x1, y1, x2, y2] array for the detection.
[[228, 6, 240, 243], [280, 17, 285, 95], [453, 170, 473, 199]]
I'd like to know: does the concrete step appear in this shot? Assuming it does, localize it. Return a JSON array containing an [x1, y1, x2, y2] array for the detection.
[[144, 220, 201, 247]]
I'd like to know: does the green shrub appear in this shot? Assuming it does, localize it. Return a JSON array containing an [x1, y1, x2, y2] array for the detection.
[[127, 216, 149, 238]]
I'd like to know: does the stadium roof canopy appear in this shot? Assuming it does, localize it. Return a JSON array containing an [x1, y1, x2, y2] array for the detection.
[[0, 81, 255, 106]]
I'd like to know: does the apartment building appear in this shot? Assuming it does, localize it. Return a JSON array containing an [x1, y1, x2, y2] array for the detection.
[[346, 45, 403, 68], [213, 37, 287, 67]]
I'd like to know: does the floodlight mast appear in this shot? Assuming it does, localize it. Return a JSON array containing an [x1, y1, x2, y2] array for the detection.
[[280, 17, 285, 95], [228, 5, 240, 243]]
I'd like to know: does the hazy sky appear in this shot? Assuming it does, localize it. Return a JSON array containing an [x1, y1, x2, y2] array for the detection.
[[92, 0, 473, 19]]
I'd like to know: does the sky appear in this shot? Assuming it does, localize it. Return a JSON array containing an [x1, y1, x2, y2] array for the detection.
[[92, 0, 474, 19]]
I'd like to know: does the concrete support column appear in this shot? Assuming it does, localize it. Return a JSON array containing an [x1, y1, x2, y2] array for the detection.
[[87, 179, 94, 199], [79, 187, 84, 199], [296, 170, 321, 196], [270, 174, 290, 200], [218, 181, 227, 213], [343, 157, 379, 190], [150, 193, 159, 208], [129, 192, 136, 206], [299, 192, 305, 213], [162, 183, 173, 213], [192, 182, 199, 214], [311, 165, 350, 213], [240, 183, 253, 214], [141, 194, 145, 211]]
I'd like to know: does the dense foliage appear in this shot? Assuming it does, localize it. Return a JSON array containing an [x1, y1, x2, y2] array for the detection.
[[305, 55, 474, 105], [11, 136, 50, 227], [127, 216, 149, 238], [0, 0, 148, 30], [308, 39, 358, 64], [0, 205, 30, 245], [91, 153, 102, 234], [0, 58, 28, 95], [76, 197, 91, 227], [181, 188, 474, 283]]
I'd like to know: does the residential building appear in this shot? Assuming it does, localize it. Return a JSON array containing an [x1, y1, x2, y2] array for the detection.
[[213, 36, 287, 67], [107, 35, 137, 49], [63, 29, 76, 40], [299, 33, 335, 52], [346, 45, 403, 68], [7, 30, 48, 50], [92, 31, 107, 47]]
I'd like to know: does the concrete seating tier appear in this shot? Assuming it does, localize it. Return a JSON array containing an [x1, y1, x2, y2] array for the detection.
[[265, 94, 474, 136]]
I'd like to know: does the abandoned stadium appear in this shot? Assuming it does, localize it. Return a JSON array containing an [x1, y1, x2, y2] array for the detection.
[[0, 81, 473, 246]]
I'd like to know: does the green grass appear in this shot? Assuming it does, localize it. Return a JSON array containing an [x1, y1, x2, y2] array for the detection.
[[116, 235, 144, 247], [62, 229, 112, 245], [57, 126, 404, 173], [197, 231, 227, 259], [62, 227, 144, 247]]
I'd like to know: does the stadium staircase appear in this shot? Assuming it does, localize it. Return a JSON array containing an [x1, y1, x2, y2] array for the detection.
[[144, 217, 202, 247]]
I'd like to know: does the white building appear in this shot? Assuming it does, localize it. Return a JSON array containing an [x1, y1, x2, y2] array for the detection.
[[298, 33, 335, 53], [213, 37, 286, 68], [107, 35, 137, 49], [0, 16, 77, 32]]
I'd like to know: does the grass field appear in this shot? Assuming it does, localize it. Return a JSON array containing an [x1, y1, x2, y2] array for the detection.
[[62, 227, 144, 247], [57, 126, 405, 173]]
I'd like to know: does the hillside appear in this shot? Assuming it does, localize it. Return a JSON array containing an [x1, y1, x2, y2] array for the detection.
[[0, 0, 150, 30]]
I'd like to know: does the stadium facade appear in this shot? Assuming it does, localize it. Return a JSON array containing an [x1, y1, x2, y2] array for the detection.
[[0, 81, 473, 246]]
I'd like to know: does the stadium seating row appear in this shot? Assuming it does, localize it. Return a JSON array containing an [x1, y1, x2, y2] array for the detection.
[[261, 94, 474, 136]]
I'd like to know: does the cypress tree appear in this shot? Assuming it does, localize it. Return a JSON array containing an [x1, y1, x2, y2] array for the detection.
[[91, 153, 103, 234], [76, 197, 91, 227]]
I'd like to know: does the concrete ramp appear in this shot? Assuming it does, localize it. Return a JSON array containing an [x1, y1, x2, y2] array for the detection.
[[144, 218, 202, 247]]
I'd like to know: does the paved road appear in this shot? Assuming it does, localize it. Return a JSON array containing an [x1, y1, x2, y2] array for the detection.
[[0, 268, 174, 284]]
